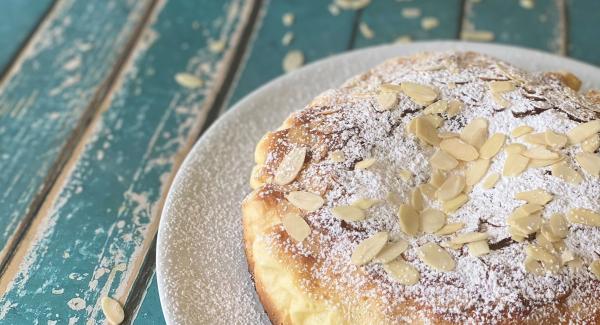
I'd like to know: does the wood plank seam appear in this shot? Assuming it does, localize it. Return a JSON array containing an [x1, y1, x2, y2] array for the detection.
[[346, 8, 363, 50], [557, 0, 568, 56], [457, 0, 468, 40], [0, 0, 160, 279]]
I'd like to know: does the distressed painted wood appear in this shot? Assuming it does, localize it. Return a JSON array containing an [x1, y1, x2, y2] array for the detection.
[[567, 0, 600, 66], [132, 274, 165, 325], [355, 0, 462, 48], [0, 0, 54, 74], [462, 0, 565, 54], [0, 0, 155, 267], [0, 0, 253, 323]]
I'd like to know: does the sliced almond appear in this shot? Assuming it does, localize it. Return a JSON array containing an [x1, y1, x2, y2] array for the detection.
[[351, 232, 389, 265], [376, 92, 398, 111], [575, 152, 600, 177], [590, 260, 600, 280], [430, 169, 447, 188], [435, 222, 465, 235], [556, 71, 582, 91], [480, 133, 506, 159], [380, 83, 402, 92], [430, 150, 459, 171], [582, 134, 600, 153], [567, 120, 600, 144], [511, 125, 534, 138], [440, 138, 479, 161], [450, 232, 489, 245], [560, 250, 575, 265], [446, 100, 463, 117], [503, 153, 530, 177], [467, 240, 490, 257], [460, 118, 489, 148], [512, 214, 542, 235], [525, 244, 557, 264], [436, 174, 466, 201], [423, 114, 444, 128], [566, 208, 600, 227], [401, 82, 438, 105], [492, 92, 510, 108], [552, 161, 583, 184], [274, 147, 306, 185], [523, 146, 560, 160], [509, 226, 527, 242], [523, 132, 547, 145], [282, 213, 311, 241], [482, 173, 501, 189], [529, 157, 564, 168], [505, 143, 527, 154], [549, 213, 569, 238], [420, 208, 447, 233], [407, 117, 418, 134], [398, 169, 413, 181], [374, 240, 409, 263], [489, 80, 515, 93], [398, 204, 419, 236], [174, 73, 203, 89], [545, 130, 568, 149], [524, 257, 545, 276], [423, 100, 448, 114], [419, 183, 437, 200], [440, 240, 463, 250], [442, 194, 469, 213], [411, 188, 425, 211], [418, 243, 456, 272], [383, 259, 420, 285], [330, 150, 345, 162], [438, 131, 459, 139], [351, 198, 382, 210], [466, 159, 490, 186], [332, 205, 366, 222], [101, 297, 125, 325], [415, 117, 440, 146], [286, 191, 325, 211], [514, 189, 553, 205], [355, 158, 376, 169], [540, 223, 561, 243]]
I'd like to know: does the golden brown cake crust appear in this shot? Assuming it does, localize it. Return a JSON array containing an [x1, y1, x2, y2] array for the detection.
[[242, 51, 600, 324]]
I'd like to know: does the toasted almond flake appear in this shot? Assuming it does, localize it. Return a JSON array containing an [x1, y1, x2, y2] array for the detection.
[[415, 117, 440, 145], [567, 120, 600, 144], [274, 147, 306, 185], [351, 198, 382, 210], [286, 191, 324, 211], [398, 169, 413, 181], [575, 152, 600, 177], [489, 81, 515, 93], [383, 259, 420, 285], [440, 241, 463, 250], [411, 188, 425, 211], [523, 146, 560, 160], [351, 231, 389, 265], [505, 143, 527, 154], [376, 92, 398, 111], [529, 157, 563, 168], [282, 12, 294, 26], [400, 82, 438, 105], [374, 240, 409, 263], [514, 189, 553, 205], [423, 100, 448, 114], [549, 213, 568, 238], [421, 17, 439, 30], [435, 222, 465, 236], [523, 132, 547, 145], [503, 153, 530, 177], [482, 173, 500, 189], [418, 242, 455, 271], [552, 161, 583, 184], [567, 257, 585, 270], [555, 71, 582, 91], [511, 125, 534, 138], [590, 260, 600, 279], [540, 223, 561, 243], [335, 0, 371, 10], [398, 204, 419, 236], [281, 31, 294, 46], [446, 100, 463, 117], [174, 73, 203, 89], [567, 208, 600, 227], [330, 150, 345, 162], [460, 30, 495, 42], [380, 83, 403, 92], [509, 226, 527, 242], [582, 134, 600, 153], [512, 214, 542, 235], [331, 205, 366, 222], [460, 118, 489, 149], [442, 193, 469, 213], [526, 244, 557, 264], [281, 213, 311, 241], [423, 114, 444, 128], [492, 92, 510, 108], [440, 138, 479, 161], [430, 169, 446, 188], [401, 7, 421, 18], [450, 232, 489, 245], [436, 174, 466, 201], [467, 240, 490, 257], [282, 50, 304, 72], [524, 257, 545, 275], [358, 21, 375, 39], [560, 250, 576, 264], [418, 184, 436, 200], [480, 133, 506, 159], [420, 208, 447, 233], [430, 150, 459, 171], [438, 132, 459, 139], [545, 130, 568, 148], [101, 297, 124, 325], [520, 0, 535, 9], [355, 158, 376, 169], [466, 159, 490, 186]]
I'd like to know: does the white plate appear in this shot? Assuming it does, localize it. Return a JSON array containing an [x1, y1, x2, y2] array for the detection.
[[156, 41, 600, 324]]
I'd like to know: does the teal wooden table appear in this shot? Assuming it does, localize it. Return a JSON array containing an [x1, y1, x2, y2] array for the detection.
[[0, 0, 598, 323]]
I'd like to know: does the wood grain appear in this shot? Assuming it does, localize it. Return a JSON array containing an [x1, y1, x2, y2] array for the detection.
[[0, 0, 254, 323]]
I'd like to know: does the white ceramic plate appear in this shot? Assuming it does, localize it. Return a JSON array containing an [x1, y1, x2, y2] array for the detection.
[[156, 41, 600, 324]]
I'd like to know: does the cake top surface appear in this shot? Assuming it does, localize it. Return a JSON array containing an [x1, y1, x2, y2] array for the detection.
[[253, 51, 600, 323]]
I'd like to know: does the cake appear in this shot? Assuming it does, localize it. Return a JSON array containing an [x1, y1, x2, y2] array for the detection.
[[242, 51, 600, 324]]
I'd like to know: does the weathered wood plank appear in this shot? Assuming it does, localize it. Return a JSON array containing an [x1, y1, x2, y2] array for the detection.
[[0, 0, 54, 74], [223, 0, 357, 110], [462, 0, 565, 53], [0, 0, 253, 323], [0, 0, 155, 267], [355, 0, 462, 48], [132, 273, 165, 325], [567, 0, 600, 66]]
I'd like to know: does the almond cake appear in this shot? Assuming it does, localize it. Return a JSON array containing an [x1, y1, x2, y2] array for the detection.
[[242, 51, 600, 324]]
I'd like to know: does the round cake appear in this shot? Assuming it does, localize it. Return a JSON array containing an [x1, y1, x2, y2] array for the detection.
[[242, 51, 600, 324]]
